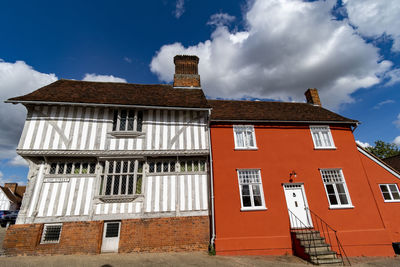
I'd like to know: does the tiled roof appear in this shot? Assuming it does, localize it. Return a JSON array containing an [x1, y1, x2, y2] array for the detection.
[[208, 99, 358, 124], [383, 154, 400, 172], [7, 79, 210, 109]]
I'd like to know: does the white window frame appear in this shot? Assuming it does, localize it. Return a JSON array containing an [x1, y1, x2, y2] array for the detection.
[[112, 109, 143, 132], [379, 184, 400, 202], [320, 169, 353, 209], [310, 126, 336, 149], [237, 169, 267, 211], [40, 223, 63, 244], [233, 125, 257, 150]]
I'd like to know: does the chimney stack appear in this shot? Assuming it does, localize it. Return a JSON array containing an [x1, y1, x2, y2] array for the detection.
[[173, 55, 201, 88], [305, 88, 321, 106]]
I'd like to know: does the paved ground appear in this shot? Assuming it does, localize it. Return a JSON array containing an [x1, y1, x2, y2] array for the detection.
[[0, 228, 399, 266]]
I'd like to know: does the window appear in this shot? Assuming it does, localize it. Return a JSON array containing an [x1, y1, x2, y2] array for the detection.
[[310, 126, 335, 149], [179, 159, 207, 173], [147, 158, 207, 174], [237, 169, 266, 210], [148, 159, 176, 174], [41, 224, 62, 244], [48, 161, 96, 175], [320, 169, 352, 208], [233, 125, 257, 149], [99, 160, 144, 197], [112, 109, 143, 132], [380, 184, 400, 202]]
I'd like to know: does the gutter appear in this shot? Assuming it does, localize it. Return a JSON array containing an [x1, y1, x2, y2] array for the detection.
[[207, 109, 216, 249], [211, 119, 358, 125], [5, 100, 211, 112]]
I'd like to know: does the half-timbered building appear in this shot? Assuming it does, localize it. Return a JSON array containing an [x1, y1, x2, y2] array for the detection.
[[4, 55, 211, 255]]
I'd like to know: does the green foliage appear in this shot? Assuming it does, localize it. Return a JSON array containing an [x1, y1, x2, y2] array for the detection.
[[208, 243, 216, 256], [365, 140, 400, 159]]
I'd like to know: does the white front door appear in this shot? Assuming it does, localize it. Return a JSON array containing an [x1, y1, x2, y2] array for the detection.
[[283, 184, 312, 228], [101, 221, 121, 253]]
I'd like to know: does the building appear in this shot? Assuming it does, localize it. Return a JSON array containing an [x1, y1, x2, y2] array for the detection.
[[0, 183, 26, 211], [209, 91, 400, 261], [4, 55, 211, 255], [383, 154, 400, 173]]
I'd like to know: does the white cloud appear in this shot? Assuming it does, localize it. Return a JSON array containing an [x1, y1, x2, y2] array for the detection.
[[123, 57, 132, 63], [8, 155, 28, 167], [373, 99, 395, 109], [150, 0, 392, 110], [385, 68, 400, 86], [0, 60, 58, 160], [82, 73, 127, 83], [174, 0, 185, 18], [343, 0, 400, 51], [356, 140, 371, 148], [207, 13, 236, 27], [394, 113, 400, 128], [394, 136, 400, 146]]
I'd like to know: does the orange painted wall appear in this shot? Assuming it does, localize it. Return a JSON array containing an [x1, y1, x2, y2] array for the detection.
[[210, 123, 394, 256], [358, 151, 400, 242]]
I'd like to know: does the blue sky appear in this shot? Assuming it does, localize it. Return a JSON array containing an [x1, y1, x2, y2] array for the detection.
[[0, 0, 399, 184]]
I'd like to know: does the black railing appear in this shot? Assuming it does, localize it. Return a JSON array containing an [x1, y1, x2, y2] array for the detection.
[[288, 208, 351, 266]]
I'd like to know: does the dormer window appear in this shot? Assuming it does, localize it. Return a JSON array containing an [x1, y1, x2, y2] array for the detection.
[[112, 109, 143, 132], [310, 126, 335, 149]]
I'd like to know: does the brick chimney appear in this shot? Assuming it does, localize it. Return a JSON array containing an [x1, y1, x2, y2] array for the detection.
[[305, 88, 321, 106], [173, 55, 201, 88], [4, 183, 17, 193]]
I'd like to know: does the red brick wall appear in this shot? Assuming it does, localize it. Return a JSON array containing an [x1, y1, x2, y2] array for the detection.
[[119, 216, 210, 253], [3, 216, 209, 255]]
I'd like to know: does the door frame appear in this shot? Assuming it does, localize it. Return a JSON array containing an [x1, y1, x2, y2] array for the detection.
[[282, 183, 313, 229], [101, 221, 121, 253]]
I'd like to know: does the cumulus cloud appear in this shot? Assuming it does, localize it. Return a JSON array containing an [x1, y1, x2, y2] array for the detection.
[[385, 68, 400, 86], [394, 136, 400, 146], [150, 0, 393, 109], [174, 0, 185, 18], [343, 0, 400, 52], [8, 155, 28, 167], [394, 113, 400, 128], [373, 99, 395, 109], [207, 13, 235, 27], [0, 60, 58, 160], [82, 73, 127, 83], [356, 140, 371, 148]]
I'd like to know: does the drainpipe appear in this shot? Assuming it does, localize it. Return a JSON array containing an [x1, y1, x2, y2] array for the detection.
[[207, 109, 216, 248]]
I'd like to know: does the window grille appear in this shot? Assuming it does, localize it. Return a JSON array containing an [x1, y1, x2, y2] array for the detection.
[[48, 162, 96, 175], [99, 160, 144, 196], [147, 158, 206, 174], [112, 109, 143, 132], [320, 169, 352, 207], [237, 169, 265, 209], [41, 224, 62, 244], [233, 125, 257, 149], [105, 222, 120, 238], [310, 126, 335, 149], [380, 184, 400, 202], [179, 159, 207, 173]]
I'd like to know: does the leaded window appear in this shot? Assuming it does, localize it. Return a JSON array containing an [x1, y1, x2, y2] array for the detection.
[[233, 125, 257, 149], [48, 161, 96, 175], [99, 159, 144, 196], [179, 159, 206, 173], [148, 159, 176, 174], [320, 169, 352, 208], [112, 109, 143, 132], [237, 169, 265, 210], [380, 184, 400, 202], [310, 126, 335, 149], [41, 224, 62, 244], [147, 158, 206, 174]]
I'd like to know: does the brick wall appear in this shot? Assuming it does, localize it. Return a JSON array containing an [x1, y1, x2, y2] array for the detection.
[[3, 216, 209, 255], [119, 216, 210, 253], [3, 221, 103, 255]]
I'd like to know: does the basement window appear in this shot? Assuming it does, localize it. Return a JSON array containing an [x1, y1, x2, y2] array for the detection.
[[41, 224, 62, 244], [310, 126, 335, 149], [380, 184, 400, 202], [112, 109, 143, 132], [320, 169, 353, 209]]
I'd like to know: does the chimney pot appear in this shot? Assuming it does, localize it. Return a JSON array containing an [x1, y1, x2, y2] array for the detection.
[[173, 55, 201, 88], [305, 88, 321, 106]]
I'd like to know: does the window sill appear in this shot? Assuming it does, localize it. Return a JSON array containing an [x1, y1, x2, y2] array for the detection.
[[240, 207, 267, 212], [97, 195, 143, 203], [234, 147, 258, 151], [108, 131, 145, 138], [328, 205, 354, 210], [383, 200, 400, 203], [314, 147, 337, 150]]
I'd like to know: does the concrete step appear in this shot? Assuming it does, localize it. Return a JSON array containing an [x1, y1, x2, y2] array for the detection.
[[299, 237, 326, 246], [311, 257, 343, 265], [294, 231, 321, 239], [310, 251, 338, 261], [304, 244, 331, 253]]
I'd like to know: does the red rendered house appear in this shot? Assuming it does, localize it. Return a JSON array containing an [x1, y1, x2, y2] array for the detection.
[[209, 89, 400, 262]]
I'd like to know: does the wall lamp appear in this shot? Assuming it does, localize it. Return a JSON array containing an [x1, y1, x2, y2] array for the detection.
[[289, 170, 297, 183]]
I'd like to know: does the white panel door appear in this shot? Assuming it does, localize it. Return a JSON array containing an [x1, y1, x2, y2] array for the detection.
[[283, 184, 312, 228], [101, 221, 121, 253]]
